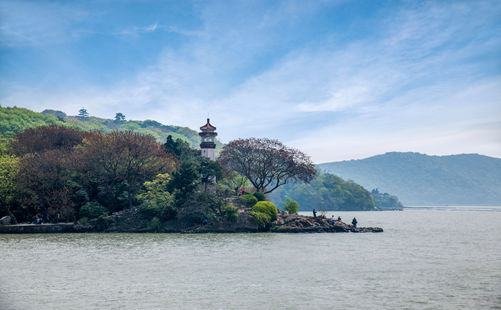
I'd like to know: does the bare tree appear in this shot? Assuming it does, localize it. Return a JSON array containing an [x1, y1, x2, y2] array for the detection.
[[218, 138, 316, 193]]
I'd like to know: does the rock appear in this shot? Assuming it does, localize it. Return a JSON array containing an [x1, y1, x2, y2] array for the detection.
[[0, 216, 11, 225]]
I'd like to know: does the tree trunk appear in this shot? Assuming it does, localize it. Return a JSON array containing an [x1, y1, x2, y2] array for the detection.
[[128, 191, 133, 209]]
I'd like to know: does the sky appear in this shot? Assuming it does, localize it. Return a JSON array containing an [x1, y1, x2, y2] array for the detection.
[[1, 0, 500, 163]]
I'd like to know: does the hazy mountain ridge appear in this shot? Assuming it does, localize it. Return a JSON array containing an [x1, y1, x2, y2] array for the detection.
[[318, 152, 501, 206]]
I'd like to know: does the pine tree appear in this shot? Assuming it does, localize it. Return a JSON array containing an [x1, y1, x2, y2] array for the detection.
[[78, 108, 89, 121]]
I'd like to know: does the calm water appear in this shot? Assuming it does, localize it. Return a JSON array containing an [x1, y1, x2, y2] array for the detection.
[[1, 208, 501, 310]]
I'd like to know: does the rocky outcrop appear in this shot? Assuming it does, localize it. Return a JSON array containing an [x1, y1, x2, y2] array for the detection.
[[0, 216, 12, 225], [271, 212, 383, 233]]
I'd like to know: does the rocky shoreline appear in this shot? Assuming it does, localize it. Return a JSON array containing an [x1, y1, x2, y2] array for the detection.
[[0, 211, 383, 234]]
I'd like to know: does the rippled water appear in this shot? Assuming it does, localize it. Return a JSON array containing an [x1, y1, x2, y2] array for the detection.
[[1, 208, 501, 309]]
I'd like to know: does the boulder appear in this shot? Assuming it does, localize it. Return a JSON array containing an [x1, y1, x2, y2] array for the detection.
[[0, 216, 11, 225]]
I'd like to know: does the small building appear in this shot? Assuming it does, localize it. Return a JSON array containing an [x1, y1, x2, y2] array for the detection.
[[199, 118, 217, 160]]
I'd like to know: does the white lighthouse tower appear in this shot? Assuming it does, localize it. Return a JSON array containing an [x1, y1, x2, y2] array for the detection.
[[199, 118, 217, 160]]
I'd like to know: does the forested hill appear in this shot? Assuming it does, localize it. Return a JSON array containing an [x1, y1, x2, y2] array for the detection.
[[0, 106, 222, 149], [318, 152, 501, 206]]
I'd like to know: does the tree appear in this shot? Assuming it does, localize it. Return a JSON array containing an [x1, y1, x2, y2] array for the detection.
[[199, 157, 222, 191], [219, 138, 316, 194], [167, 160, 200, 206], [283, 198, 299, 214], [0, 155, 19, 223], [114, 113, 126, 123], [78, 108, 89, 121], [10, 125, 86, 156], [16, 149, 79, 221], [76, 130, 177, 210]]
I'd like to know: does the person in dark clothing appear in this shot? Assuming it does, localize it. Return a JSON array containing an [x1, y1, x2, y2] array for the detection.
[[352, 217, 358, 227], [312, 209, 317, 218], [337, 216, 341, 221]]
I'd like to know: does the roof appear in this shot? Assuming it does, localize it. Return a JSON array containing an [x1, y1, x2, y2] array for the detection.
[[200, 118, 216, 130]]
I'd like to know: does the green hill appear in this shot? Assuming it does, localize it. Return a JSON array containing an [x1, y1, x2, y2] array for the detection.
[[0, 106, 64, 138], [0, 106, 222, 149], [269, 171, 377, 211], [318, 152, 501, 206]]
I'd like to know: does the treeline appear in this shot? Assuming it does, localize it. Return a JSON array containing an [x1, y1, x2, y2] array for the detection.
[[269, 171, 377, 211], [0, 126, 180, 223], [371, 189, 404, 210], [0, 125, 234, 226], [0, 105, 222, 150]]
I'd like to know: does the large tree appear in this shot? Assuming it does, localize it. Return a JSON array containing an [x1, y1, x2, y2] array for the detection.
[[218, 138, 316, 193], [76, 131, 177, 210]]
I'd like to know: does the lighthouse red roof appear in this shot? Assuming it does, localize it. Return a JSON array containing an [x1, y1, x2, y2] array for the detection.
[[200, 118, 216, 130]]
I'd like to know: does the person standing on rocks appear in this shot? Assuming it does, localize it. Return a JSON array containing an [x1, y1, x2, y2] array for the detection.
[[352, 217, 358, 227], [312, 209, 317, 218]]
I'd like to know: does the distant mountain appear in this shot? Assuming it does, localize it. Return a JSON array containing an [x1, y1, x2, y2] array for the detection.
[[318, 152, 501, 206], [0, 106, 222, 149]]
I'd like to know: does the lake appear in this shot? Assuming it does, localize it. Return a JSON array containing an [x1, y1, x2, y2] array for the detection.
[[1, 207, 500, 309]]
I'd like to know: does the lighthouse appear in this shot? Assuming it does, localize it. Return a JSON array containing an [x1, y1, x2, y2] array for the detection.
[[199, 118, 217, 160]]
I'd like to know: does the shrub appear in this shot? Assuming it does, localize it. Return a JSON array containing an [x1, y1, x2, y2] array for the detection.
[[251, 210, 271, 230], [80, 202, 108, 219], [253, 192, 266, 201], [283, 198, 299, 214], [239, 194, 258, 208], [94, 215, 113, 231], [150, 216, 162, 232], [222, 204, 239, 223], [78, 217, 88, 225], [252, 201, 277, 221], [161, 205, 177, 221], [139, 203, 163, 220]]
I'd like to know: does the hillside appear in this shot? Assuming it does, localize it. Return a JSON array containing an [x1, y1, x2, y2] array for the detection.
[[269, 171, 377, 211], [0, 106, 222, 149], [318, 152, 501, 206]]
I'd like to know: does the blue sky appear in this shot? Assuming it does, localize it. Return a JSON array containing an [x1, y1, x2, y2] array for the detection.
[[1, 0, 500, 162]]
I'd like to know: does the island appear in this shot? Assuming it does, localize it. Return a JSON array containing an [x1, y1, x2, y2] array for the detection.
[[0, 112, 383, 234]]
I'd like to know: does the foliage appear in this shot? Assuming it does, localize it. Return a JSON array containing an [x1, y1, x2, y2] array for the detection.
[[76, 130, 177, 210], [253, 192, 266, 201], [114, 113, 126, 123], [168, 161, 200, 207], [77, 108, 89, 121], [79, 202, 108, 219], [199, 157, 223, 190], [318, 152, 501, 206], [78, 217, 88, 225], [0, 106, 64, 138], [283, 198, 299, 214], [16, 149, 79, 221], [0, 155, 19, 222], [150, 216, 162, 231], [371, 189, 404, 210], [222, 204, 239, 223], [250, 210, 271, 230], [252, 201, 277, 221], [219, 138, 316, 193], [269, 171, 376, 211], [219, 167, 249, 190], [177, 192, 224, 224], [94, 215, 113, 231], [9, 125, 86, 156], [3, 106, 223, 150], [238, 194, 258, 208], [139, 203, 164, 220]]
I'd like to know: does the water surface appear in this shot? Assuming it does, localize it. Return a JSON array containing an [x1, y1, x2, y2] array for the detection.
[[1, 208, 500, 309]]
